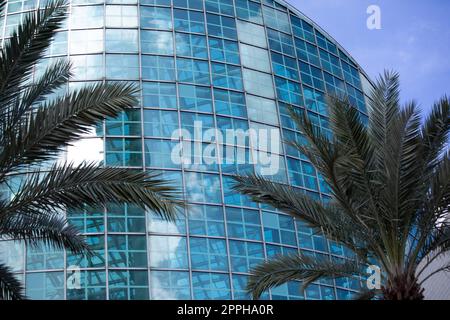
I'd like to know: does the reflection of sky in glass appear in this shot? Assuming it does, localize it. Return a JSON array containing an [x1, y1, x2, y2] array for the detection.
[[0, 241, 24, 272]]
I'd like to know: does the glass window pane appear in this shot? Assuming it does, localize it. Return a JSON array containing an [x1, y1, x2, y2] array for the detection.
[[140, 6, 172, 29], [71, 54, 104, 80], [105, 29, 139, 53], [206, 13, 237, 40], [26, 272, 64, 300], [236, 0, 262, 23], [179, 84, 213, 113], [243, 68, 275, 99], [141, 30, 173, 55], [184, 172, 222, 204], [108, 234, 148, 268], [142, 56, 176, 81], [209, 38, 240, 64], [177, 58, 210, 85], [188, 205, 225, 237], [145, 139, 180, 169], [240, 43, 270, 73], [176, 33, 208, 59], [192, 272, 231, 299], [67, 270, 107, 300], [190, 237, 228, 271], [71, 5, 104, 29], [211, 62, 243, 90], [143, 109, 178, 137], [105, 5, 138, 28], [246, 95, 279, 126], [149, 235, 189, 269], [150, 270, 191, 300], [214, 88, 246, 118], [70, 29, 103, 54], [226, 207, 262, 241], [142, 82, 177, 108], [174, 8, 205, 33], [105, 54, 139, 79]]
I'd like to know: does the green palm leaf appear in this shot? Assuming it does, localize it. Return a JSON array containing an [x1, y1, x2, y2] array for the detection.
[[0, 209, 89, 254], [0, 0, 68, 110], [247, 254, 361, 300], [2, 162, 184, 223], [233, 174, 371, 255]]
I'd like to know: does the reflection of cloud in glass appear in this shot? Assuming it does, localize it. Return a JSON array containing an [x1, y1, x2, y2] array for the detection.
[[147, 217, 183, 234], [65, 130, 103, 165], [186, 173, 203, 203], [151, 281, 178, 300], [149, 236, 185, 269], [150, 271, 190, 300]]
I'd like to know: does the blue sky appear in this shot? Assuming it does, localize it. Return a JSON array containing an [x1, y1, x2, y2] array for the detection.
[[287, 0, 450, 115]]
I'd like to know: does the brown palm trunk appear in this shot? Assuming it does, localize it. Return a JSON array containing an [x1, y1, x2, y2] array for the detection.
[[381, 274, 424, 300]]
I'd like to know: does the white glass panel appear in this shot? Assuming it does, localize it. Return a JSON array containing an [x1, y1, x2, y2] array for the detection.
[[239, 43, 271, 73], [65, 133, 104, 165], [249, 122, 281, 154], [246, 95, 279, 126], [69, 29, 103, 54], [236, 20, 267, 48], [0, 241, 24, 272]]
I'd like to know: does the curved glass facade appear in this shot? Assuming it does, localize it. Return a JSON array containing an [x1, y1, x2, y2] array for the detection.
[[0, 0, 371, 300]]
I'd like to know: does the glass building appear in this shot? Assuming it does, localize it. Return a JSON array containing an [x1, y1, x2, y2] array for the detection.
[[0, 0, 373, 300]]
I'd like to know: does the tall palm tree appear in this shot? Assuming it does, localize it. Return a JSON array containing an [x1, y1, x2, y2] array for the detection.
[[233, 72, 449, 300], [0, 1, 183, 299]]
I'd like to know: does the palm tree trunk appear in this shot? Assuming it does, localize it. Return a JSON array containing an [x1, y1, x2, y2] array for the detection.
[[382, 274, 425, 300]]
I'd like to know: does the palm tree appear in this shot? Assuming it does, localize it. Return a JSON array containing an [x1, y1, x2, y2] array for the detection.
[[233, 71, 449, 300], [0, 1, 183, 299]]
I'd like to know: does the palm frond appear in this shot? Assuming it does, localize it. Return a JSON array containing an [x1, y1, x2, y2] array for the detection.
[[405, 100, 450, 275], [287, 106, 338, 176], [0, 263, 24, 300], [2, 162, 184, 222], [0, 82, 138, 175], [232, 71, 449, 300], [392, 103, 423, 219], [328, 96, 374, 169], [0, 1, 6, 16], [367, 70, 401, 153], [326, 96, 384, 225], [1, 59, 72, 140], [0, 0, 68, 109], [418, 224, 450, 268], [288, 107, 377, 233], [246, 254, 361, 299], [0, 209, 89, 254], [232, 174, 370, 253], [428, 151, 450, 215], [421, 97, 450, 174]]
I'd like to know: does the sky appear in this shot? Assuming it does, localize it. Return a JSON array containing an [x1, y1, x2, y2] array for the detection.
[[287, 0, 450, 115]]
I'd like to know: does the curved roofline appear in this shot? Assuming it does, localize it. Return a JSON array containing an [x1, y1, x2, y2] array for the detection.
[[276, 0, 374, 85]]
